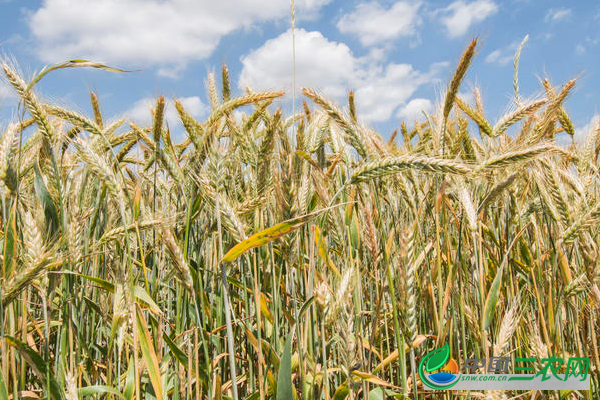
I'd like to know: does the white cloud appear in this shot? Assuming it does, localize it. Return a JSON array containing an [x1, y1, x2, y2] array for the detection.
[[575, 44, 585, 55], [396, 98, 433, 122], [336, 1, 423, 46], [438, 0, 498, 38], [544, 7, 571, 23], [0, 80, 18, 110], [354, 62, 447, 122], [239, 29, 356, 99], [485, 40, 521, 66], [239, 29, 448, 123], [485, 49, 508, 65], [458, 90, 475, 106], [124, 96, 207, 129], [27, 0, 331, 76], [0, 80, 14, 100], [575, 115, 599, 144]]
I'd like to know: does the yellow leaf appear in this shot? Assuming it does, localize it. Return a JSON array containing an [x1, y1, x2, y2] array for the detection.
[[221, 205, 346, 263], [351, 370, 398, 389], [260, 293, 273, 324], [135, 305, 163, 400], [312, 226, 341, 278], [372, 335, 435, 374]]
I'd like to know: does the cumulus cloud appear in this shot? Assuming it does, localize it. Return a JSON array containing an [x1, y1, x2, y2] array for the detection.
[[438, 0, 498, 38], [239, 29, 448, 123], [336, 1, 423, 46], [124, 96, 207, 129], [396, 98, 433, 122], [458, 90, 476, 106], [27, 0, 331, 76], [0, 81, 14, 100], [0, 80, 18, 111], [485, 40, 521, 66], [575, 115, 599, 144], [544, 7, 571, 23], [239, 29, 356, 99]]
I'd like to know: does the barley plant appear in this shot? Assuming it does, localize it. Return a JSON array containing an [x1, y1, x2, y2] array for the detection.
[[0, 39, 599, 400]]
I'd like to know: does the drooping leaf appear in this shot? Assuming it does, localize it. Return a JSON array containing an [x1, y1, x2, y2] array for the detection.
[[222, 205, 344, 263], [77, 274, 161, 313], [78, 385, 124, 399], [352, 370, 397, 389], [27, 60, 135, 91], [163, 333, 188, 368], [299, 296, 315, 319], [78, 274, 115, 292], [162, 332, 209, 383], [4, 336, 66, 400], [133, 286, 162, 315]]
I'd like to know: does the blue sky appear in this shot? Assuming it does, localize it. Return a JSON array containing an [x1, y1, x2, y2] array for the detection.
[[1, 0, 599, 142]]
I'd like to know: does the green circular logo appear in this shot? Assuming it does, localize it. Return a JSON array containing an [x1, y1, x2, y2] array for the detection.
[[418, 343, 461, 390]]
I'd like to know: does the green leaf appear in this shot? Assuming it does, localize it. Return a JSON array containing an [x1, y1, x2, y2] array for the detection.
[[349, 211, 360, 251], [425, 343, 450, 373], [332, 384, 349, 400], [483, 225, 528, 330], [368, 387, 384, 400], [133, 286, 162, 315], [368, 388, 399, 400], [0, 371, 9, 400], [27, 60, 135, 91], [77, 274, 115, 292], [482, 262, 504, 330], [162, 332, 208, 383], [2, 202, 16, 278], [33, 162, 59, 237], [163, 333, 189, 368], [4, 336, 65, 400], [276, 330, 294, 400], [135, 305, 163, 400], [77, 275, 161, 314], [123, 358, 135, 400], [299, 296, 315, 319], [78, 385, 124, 399], [244, 392, 260, 400]]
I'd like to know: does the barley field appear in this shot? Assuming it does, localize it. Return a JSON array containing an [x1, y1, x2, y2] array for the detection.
[[0, 39, 598, 400]]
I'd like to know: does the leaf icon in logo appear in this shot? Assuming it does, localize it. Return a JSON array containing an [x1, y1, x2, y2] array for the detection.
[[425, 343, 450, 372]]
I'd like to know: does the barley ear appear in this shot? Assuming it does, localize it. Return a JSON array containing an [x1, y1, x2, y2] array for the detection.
[[444, 38, 477, 121], [513, 34, 529, 105], [90, 91, 104, 129]]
